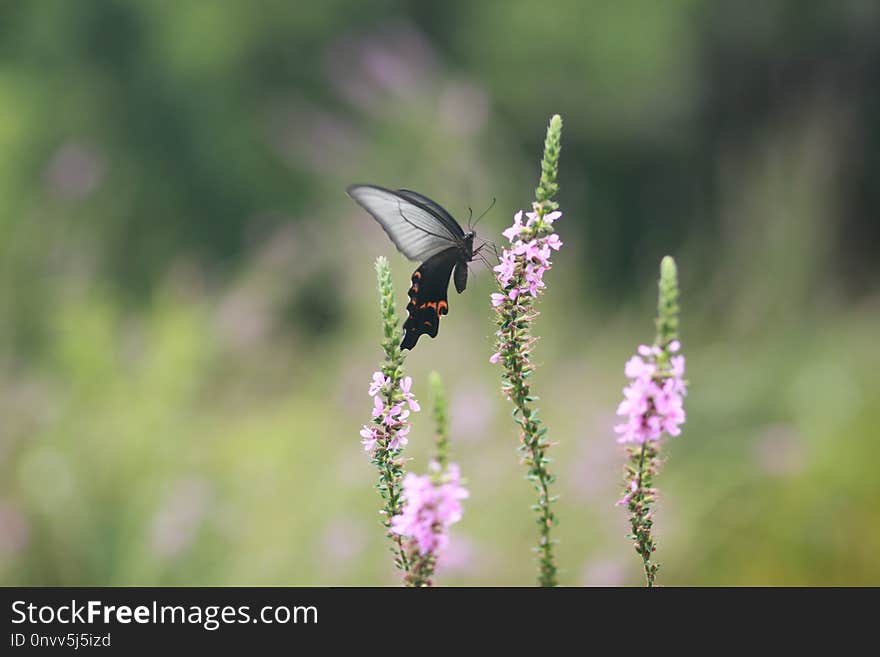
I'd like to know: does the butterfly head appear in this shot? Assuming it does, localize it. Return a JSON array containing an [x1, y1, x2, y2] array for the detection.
[[462, 231, 475, 259]]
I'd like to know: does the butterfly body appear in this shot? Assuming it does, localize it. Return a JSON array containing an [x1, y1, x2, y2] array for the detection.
[[347, 184, 478, 350]]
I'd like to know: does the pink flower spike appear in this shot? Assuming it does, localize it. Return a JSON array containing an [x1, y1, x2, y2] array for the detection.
[[390, 466, 468, 555], [489, 352, 501, 364], [669, 340, 681, 353], [615, 340, 687, 446], [490, 293, 506, 307]]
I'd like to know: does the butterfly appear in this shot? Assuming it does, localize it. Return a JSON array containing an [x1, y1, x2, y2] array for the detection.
[[347, 184, 489, 350]]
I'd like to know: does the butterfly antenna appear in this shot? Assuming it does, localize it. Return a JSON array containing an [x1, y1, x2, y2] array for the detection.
[[472, 197, 496, 230]]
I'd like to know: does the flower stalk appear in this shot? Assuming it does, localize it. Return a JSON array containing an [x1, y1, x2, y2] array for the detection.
[[616, 256, 687, 587], [392, 372, 467, 587], [360, 256, 420, 576], [429, 371, 450, 473], [490, 114, 564, 587]]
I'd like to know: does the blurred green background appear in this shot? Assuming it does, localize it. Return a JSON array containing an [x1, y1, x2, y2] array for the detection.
[[2, 0, 879, 586]]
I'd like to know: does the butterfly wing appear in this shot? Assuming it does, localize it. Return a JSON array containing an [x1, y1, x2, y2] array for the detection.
[[401, 247, 459, 350], [395, 189, 466, 240], [347, 185, 461, 262]]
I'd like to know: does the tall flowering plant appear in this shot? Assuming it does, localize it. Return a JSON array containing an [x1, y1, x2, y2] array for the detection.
[[490, 114, 564, 587], [390, 372, 468, 587], [360, 256, 421, 577], [616, 256, 687, 587]]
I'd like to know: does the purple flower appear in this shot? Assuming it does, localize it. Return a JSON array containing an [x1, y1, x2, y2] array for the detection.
[[363, 370, 420, 453], [543, 210, 562, 225], [617, 479, 638, 506], [400, 376, 421, 412], [501, 211, 526, 242], [524, 209, 558, 226], [523, 263, 547, 297], [390, 464, 469, 555], [382, 403, 410, 426], [544, 233, 563, 251], [360, 425, 379, 451], [671, 354, 685, 378], [372, 394, 384, 419], [493, 256, 516, 288], [389, 423, 410, 450], [624, 355, 655, 380], [614, 344, 687, 444], [490, 209, 563, 314], [368, 371, 388, 397]]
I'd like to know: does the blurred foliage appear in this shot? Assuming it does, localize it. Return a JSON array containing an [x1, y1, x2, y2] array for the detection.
[[1, 0, 879, 585]]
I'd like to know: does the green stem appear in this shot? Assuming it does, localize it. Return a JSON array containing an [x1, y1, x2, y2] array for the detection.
[[372, 256, 411, 576], [429, 371, 450, 473], [499, 298, 557, 587], [632, 442, 656, 587]]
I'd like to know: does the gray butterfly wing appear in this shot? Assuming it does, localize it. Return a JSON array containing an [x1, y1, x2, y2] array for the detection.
[[347, 184, 461, 262], [396, 189, 466, 240]]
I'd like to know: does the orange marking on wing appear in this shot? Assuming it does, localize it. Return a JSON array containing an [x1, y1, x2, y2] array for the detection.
[[412, 271, 422, 280], [438, 300, 448, 314]]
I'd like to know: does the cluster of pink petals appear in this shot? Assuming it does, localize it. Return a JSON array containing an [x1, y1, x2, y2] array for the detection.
[[614, 341, 687, 444], [360, 371, 420, 452], [491, 210, 562, 305], [390, 463, 469, 555], [489, 209, 563, 363]]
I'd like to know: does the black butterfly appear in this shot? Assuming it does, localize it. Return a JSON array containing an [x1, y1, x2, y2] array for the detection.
[[347, 184, 487, 350]]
